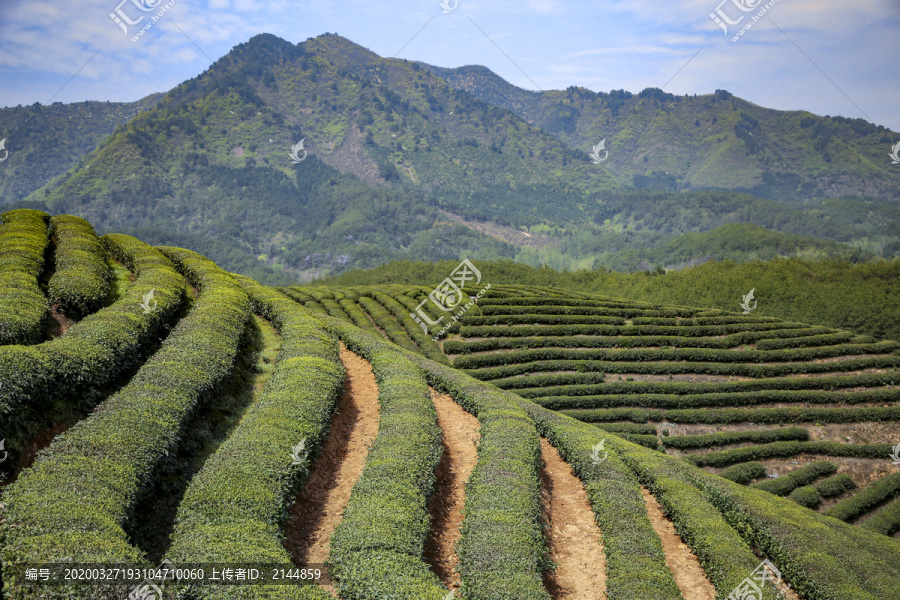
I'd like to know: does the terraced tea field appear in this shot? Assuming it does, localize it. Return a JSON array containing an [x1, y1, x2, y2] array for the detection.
[[1, 208, 899, 600]]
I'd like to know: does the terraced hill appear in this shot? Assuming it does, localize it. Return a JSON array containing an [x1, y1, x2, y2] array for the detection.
[[1, 208, 899, 600]]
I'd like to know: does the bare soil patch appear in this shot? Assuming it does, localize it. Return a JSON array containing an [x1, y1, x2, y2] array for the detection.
[[423, 389, 480, 590], [640, 487, 716, 600], [283, 345, 380, 595], [4, 423, 71, 485], [45, 303, 76, 339], [539, 438, 607, 599]]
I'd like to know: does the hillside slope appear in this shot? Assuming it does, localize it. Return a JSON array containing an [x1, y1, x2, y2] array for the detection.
[[422, 64, 900, 200], [6, 33, 898, 279], [1, 209, 899, 600]]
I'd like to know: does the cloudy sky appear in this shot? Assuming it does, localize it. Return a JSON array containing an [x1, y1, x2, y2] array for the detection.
[[0, 0, 898, 130]]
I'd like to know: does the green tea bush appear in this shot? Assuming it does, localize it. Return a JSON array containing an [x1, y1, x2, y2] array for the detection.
[[462, 355, 900, 381], [338, 298, 381, 333], [562, 406, 900, 425], [463, 313, 625, 326], [719, 462, 767, 485], [166, 277, 341, 600], [357, 295, 420, 352], [691, 443, 892, 468], [663, 427, 809, 449], [786, 485, 821, 509], [325, 324, 448, 600], [2, 247, 249, 599], [0, 234, 186, 453], [0, 209, 50, 344], [814, 473, 857, 498], [750, 461, 837, 496], [518, 371, 900, 401], [460, 321, 808, 339], [46, 215, 110, 318], [591, 422, 658, 435], [452, 343, 900, 370], [444, 326, 836, 354], [383, 343, 550, 599], [373, 291, 448, 364], [824, 472, 900, 523], [514, 405, 684, 599], [532, 400, 900, 599], [860, 496, 900, 536]]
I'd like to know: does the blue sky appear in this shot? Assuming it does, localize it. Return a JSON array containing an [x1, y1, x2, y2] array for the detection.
[[0, 0, 898, 130]]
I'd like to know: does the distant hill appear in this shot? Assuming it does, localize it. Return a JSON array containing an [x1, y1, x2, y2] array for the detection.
[[0, 96, 162, 204], [6, 33, 899, 281], [598, 222, 870, 271], [421, 63, 900, 201], [316, 255, 900, 342]]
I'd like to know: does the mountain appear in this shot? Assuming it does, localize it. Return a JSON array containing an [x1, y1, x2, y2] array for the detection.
[[597, 222, 872, 271], [9, 33, 900, 281], [0, 96, 162, 204], [420, 63, 900, 201]]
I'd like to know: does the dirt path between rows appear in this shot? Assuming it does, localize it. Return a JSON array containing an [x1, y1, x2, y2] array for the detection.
[[539, 438, 607, 599], [283, 345, 380, 595], [640, 487, 716, 600], [45, 303, 76, 339], [423, 389, 481, 591]]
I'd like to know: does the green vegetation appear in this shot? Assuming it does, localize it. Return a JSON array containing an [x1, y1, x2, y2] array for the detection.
[[47, 215, 111, 318], [368, 338, 550, 599], [2, 247, 249, 598], [321, 258, 900, 342], [564, 406, 900, 425], [325, 324, 447, 599], [166, 277, 341, 600], [521, 402, 760, 599], [786, 485, 821, 509], [814, 473, 857, 499], [690, 442, 892, 468], [750, 461, 837, 496], [823, 472, 900, 523], [719, 462, 767, 485], [0, 234, 185, 456], [0, 209, 49, 344], [860, 496, 900, 536], [8, 34, 899, 284], [661, 427, 809, 449]]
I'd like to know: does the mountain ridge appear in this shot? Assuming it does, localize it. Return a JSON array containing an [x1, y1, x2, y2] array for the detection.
[[2, 32, 896, 281]]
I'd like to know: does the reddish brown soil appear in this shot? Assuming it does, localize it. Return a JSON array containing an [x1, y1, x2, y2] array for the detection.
[[282, 345, 380, 595], [640, 487, 716, 600], [539, 438, 607, 599], [4, 423, 71, 485], [423, 389, 481, 591], [46, 303, 76, 339]]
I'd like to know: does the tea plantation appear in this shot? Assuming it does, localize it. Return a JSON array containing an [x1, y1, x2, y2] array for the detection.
[[1, 208, 898, 600]]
